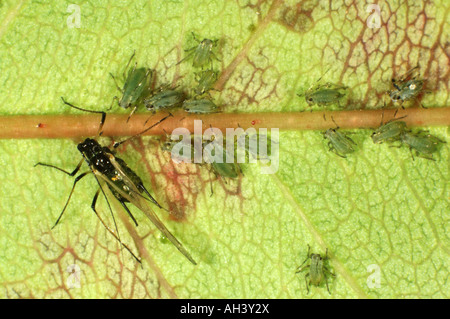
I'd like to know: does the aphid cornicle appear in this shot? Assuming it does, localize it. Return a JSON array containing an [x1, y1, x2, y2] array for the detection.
[[177, 32, 220, 68], [371, 113, 408, 144], [110, 52, 153, 121], [296, 245, 335, 294], [400, 130, 446, 161], [388, 66, 425, 108], [35, 98, 197, 265], [323, 117, 356, 158]]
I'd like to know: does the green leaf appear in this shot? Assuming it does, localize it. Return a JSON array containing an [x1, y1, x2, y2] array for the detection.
[[0, 0, 448, 299]]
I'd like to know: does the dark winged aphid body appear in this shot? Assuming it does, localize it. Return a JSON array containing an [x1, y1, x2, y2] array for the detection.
[[110, 52, 153, 121], [400, 131, 445, 161], [35, 98, 197, 265], [296, 245, 335, 294], [323, 117, 356, 158], [388, 66, 425, 108], [177, 33, 219, 69]]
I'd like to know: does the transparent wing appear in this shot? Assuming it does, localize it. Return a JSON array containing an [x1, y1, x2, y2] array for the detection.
[[94, 155, 197, 265]]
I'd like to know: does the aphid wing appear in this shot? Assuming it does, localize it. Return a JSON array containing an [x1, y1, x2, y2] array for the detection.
[[102, 157, 197, 265]]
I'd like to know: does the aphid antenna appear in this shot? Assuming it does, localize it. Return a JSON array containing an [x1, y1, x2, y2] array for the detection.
[[122, 50, 137, 78], [113, 113, 173, 149], [330, 115, 340, 129], [61, 97, 106, 136]]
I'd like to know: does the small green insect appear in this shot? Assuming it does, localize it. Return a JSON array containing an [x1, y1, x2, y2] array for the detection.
[[160, 133, 200, 163], [144, 86, 186, 112], [388, 66, 425, 108], [110, 52, 153, 120], [296, 245, 335, 295], [177, 32, 220, 68], [298, 72, 348, 108], [203, 138, 241, 179], [182, 98, 219, 114], [400, 130, 446, 161], [194, 69, 219, 95], [323, 117, 356, 158], [371, 113, 408, 144]]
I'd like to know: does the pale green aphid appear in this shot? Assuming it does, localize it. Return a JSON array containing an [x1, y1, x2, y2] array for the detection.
[[388, 66, 425, 108], [182, 98, 219, 114], [296, 245, 335, 295], [323, 117, 356, 158], [194, 69, 218, 95], [304, 83, 348, 106], [160, 133, 200, 163], [371, 114, 408, 144], [144, 86, 186, 112], [400, 131, 446, 161], [110, 52, 153, 120], [204, 139, 240, 179], [177, 32, 220, 68], [298, 71, 348, 107]]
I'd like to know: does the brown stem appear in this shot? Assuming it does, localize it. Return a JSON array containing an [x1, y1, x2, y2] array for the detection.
[[0, 108, 449, 139]]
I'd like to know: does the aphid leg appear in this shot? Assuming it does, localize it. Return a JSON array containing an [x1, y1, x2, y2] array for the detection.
[[91, 189, 141, 264], [330, 116, 340, 129], [34, 157, 84, 177], [408, 147, 416, 161], [324, 266, 336, 277], [391, 79, 401, 91], [191, 31, 200, 44], [113, 113, 173, 148], [209, 170, 214, 197], [325, 274, 331, 295], [126, 105, 138, 123], [52, 171, 92, 229], [305, 273, 311, 294], [123, 51, 136, 79], [332, 148, 347, 158], [211, 51, 221, 62], [109, 73, 123, 93], [296, 245, 311, 273], [108, 96, 118, 111], [118, 200, 139, 227]]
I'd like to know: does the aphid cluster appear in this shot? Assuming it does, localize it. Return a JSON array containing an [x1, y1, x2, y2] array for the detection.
[[297, 66, 443, 160], [33, 27, 446, 297], [371, 114, 445, 160], [34, 33, 226, 266], [110, 35, 221, 121]]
